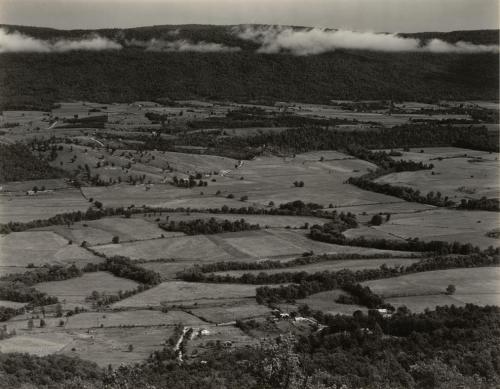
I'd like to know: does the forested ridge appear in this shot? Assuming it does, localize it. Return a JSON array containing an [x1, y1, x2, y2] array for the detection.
[[0, 24, 498, 108]]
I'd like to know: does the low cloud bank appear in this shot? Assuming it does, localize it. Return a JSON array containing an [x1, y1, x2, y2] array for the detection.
[[0, 28, 121, 53], [235, 26, 499, 55], [127, 38, 241, 52]]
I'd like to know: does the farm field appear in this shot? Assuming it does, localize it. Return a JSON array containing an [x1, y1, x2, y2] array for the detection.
[[0, 188, 90, 223], [35, 272, 139, 309], [371, 209, 499, 249], [189, 302, 272, 324], [113, 281, 262, 308], [0, 94, 498, 383], [61, 326, 176, 367], [0, 230, 101, 271], [63, 309, 205, 329], [294, 289, 367, 316], [363, 266, 500, 311], [375, 147, 500, 200]]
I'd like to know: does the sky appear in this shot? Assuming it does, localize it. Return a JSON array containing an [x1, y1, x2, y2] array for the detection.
[[0, 0, 498, 33]]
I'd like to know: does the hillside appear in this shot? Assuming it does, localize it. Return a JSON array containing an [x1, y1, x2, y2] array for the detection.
[[0, 24, 498, 108]]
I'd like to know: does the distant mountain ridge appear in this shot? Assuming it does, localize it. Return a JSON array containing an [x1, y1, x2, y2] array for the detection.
[[0, 24, 498, 108]]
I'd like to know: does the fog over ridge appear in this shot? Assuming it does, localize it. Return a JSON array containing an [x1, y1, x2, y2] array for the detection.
[[234, 25, 500, 55]]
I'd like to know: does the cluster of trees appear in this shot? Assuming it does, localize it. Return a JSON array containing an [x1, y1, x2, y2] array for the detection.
[[0, 303, 497, 388], [159, 217, 260, 235], [1, 264, 82, 286], [86, 284, 153, 307], [345, 145, 433, 171], [0, 307, 23, 322], [0, 201, 340, 235], [338, 283, 385, 309], [458, 197, 500, 211], [0, 283, 57, 308], [172, 175, 208, 188], [188, 110, 356, 130], [347, 175, 456, 207], [0, 143, 65, 182], [182, 253, 392, 275], [83, 256, 162, 286], [308, 222, 489, 254]]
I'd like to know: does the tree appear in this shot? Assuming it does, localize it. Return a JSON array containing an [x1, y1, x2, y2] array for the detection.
[[55, 303, 63, 318], [112, 236, 120, 244], [370, 214, 384, 226], [446, 284, 456, 295]]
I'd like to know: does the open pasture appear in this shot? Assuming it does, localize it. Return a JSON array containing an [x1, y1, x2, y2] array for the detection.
[[375, 151, 499, 200], [0, 231, 101, 271], [0, 332, 74, 356], [94, 234, 232, 261], [363, 267, 500, 312], [35, 272, 139, 309], [0, 188, 90, 223], [113, 281, 260, 308], [295, 289, 367, 316], [64, 309, 205, 329], [189, 302, 272, 324], [373, 208, 499, 249], [61, 326, 175, 367]]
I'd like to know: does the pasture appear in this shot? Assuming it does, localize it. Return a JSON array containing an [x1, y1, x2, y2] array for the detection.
[[61, 326, 176, 367], [0, 231, 101, 272], [113, 281, 260, 308], [35, 272, 139, 309], [0, 188, 90, 223], [294, 289, 367, 316], [375, 147, 499, 200], [363, 266, 500, 312], [189, 302, 272, 324]]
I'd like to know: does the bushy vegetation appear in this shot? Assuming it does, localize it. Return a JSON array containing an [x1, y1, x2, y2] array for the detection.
[[0, 143, 64, 182], [159, 217, 260, 235], [84, 256, 162, 286], [0, 264, 82, 286]]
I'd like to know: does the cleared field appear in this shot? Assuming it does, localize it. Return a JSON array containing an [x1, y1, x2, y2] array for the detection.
[[45, 216, 174, 246], [94, 235, 232, 261], [64, 309, 205, 329], [0, 231, 101, 269], [363, 267, 500, 298], [373, 209, 499, 249], [363, 267, 500, 312], [0, 188, 90, 223], [61, 326, 175, 367], [0, 300, 26, 309], [36, 272, 139, 309], [211, 257, 419, 278], [81, 184, 245, 210], [295, 289, 367, 316], [0, 178, 70, 193], [375, 147, 499, 200], [189, 302, 272, 324], [113, 281, 260, 308], [0, 332, 74, 356]]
